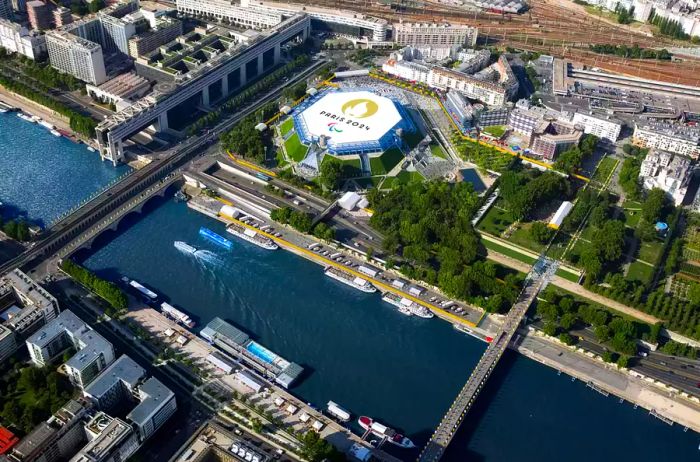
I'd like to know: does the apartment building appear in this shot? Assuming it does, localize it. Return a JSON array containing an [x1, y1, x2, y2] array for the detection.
[[633, 123, 700, 159], [27, 0, 51, 31], [176, 0, 283, 29], [392, 21, 478, 47], [639, 150, 692, 205], [0, 18, 47, 59], [46, 31, 107, 84], [26, 310, 115, 389]]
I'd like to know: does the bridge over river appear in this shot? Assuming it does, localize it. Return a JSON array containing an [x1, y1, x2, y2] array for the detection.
[[418, 257, 558, 462]]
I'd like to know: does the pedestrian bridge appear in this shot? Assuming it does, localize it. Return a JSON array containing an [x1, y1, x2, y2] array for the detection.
[[417, 257, 558, 462]]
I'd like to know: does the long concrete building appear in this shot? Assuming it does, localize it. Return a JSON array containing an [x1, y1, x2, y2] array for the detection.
[[95, 13, 310, 163]]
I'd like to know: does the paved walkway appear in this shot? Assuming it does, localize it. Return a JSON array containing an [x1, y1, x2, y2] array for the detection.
[[485, 250, 662, 325]]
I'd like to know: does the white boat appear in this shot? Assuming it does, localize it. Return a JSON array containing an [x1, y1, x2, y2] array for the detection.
[[174, 241, 198, 254], [50, 129, 61, 137], [161, 302, 195, 328], [87, 146, 96, 152], [39, 120, 54, 130], [17, 113, 35, 122], [126, 278, 158, 300], [324, 267, 376, 293], [226, 223, 278, 250], [358, 416, 415, 449], [0, 108, 7, 113], [382, 293, 433, 319], [326, 401, 351, 422]]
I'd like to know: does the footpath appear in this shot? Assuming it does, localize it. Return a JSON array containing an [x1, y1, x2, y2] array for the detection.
[[516, 329, 700, 433]]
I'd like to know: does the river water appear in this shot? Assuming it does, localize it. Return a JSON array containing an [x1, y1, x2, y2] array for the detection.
[[0, 113, 128, 227], [2, 119, 698, 460]]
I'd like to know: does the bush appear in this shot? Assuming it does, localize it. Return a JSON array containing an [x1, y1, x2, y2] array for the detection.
[[61, 260, 127, 313]]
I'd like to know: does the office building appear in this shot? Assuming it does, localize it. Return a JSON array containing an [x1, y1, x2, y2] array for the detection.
[[8, 399, 93, 462], [241, 0, 388, 41], [508, 107, 545, 137], [69, 413, 139, 462], [0, 269, 59, 362], [126, 378, 176, 441], [83, 355, 176, 444], [99, 10, 148, 55], [26, 310, 115, 389], [27, 1, 51, 31], [0, 18, 47, 60], [445, 89, 474, 131], [531, 120, 582, 161], [127, 16, 181, 57], [475, 105, 509, 128], [83, 355, 146, 412], [46, 31, 107, 84], [177, 0, 283, 28], [170, 422, 269, 462], [570, 112, 621, 143], [53, 6, 73, 27], [633, 123, 700, 159], [639, 150, 691, 206], [0, 0, 13, 20], [392, 21, 478, 48]]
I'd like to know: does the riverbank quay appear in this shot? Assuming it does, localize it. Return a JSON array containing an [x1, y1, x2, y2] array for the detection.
[[186, 194, 484, 330], [185, 190, 700, 435], [485, 248, 700, 348], [515, 329, 700, 433]]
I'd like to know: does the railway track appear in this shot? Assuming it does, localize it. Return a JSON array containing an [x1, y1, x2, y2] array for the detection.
[[294, 0, 700, 84]]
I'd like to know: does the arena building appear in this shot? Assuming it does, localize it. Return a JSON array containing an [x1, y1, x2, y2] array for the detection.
[[292, 89, 415, 155]]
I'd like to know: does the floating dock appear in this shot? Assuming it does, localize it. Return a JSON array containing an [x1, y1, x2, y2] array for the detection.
[[200, 317, 303, 388]]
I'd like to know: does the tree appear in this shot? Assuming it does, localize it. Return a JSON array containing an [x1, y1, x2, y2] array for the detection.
[[554, 147, 583, 173], [250, 418, 264, 433], [543, 321, 559, 337], [298, 431, 345, 462], [88, 0, 105, 13], [641, 188, 667, 224], [617, 355, 630, 368], [530, 222, 553, 244], [601, 350, 615, 363], [319, 157, 344, 190], [559, 332, 575, 345], [560, 312, 578, 330]]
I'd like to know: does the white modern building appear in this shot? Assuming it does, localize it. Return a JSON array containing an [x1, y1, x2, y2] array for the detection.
[[127, 377, 177, 441], [570, 111, 622, 143], [26, 309, 115, 389], [392, 21, 478, 48], [633, 122, 700, 159], [0, 269, 59, 362], [70, 413, 140, 462], [46, 31, 107, 84], [0, 18, 46, 59], [639, 150, 692, 205], [241, 0, 388, 42], [382, 52, 517, 106], [176, 0, 283, 29]]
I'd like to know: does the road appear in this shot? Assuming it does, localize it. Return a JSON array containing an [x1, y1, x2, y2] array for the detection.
[[0, 59, 328, 277]]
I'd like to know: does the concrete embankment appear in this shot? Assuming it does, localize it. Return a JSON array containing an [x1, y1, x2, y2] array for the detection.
[[516, 329, 700, 433]]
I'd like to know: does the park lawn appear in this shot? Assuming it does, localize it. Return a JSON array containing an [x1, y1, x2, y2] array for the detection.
[[627, 261, 655, 284], [430, 143, 447, 159], [482, 125, 507, 138], [592, 156, 618, 184], [477, 203, 515, 236], [563, 239, 588, 266], [369, 148, 404, 175], [279, 117, 294, 136], [508, 223, 546, 253], [284, 133, 308, 162], [340, 157, 363, 177], [274, 149, 288, 168], [637, 239, 664, 264], [622, 208, 642, 229], [482, 239, 538, 265], [381, 177, 398, 189], [622, 199, 643, 209], [396, 170, 424, 184], [555, 268, 581, 283]]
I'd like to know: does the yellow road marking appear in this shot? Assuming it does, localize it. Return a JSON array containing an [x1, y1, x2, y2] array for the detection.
[[216, 211, 479, 328]]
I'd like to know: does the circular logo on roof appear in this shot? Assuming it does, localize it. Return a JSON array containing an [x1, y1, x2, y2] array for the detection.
[[341, 98, 379, 119]]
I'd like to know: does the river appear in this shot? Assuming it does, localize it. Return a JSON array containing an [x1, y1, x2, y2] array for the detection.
[[0, 112, 128, 228]]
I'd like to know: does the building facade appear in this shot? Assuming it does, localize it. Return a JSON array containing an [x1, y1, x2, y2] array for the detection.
[[127, 16, 182, 57], [176, 0, 283, 29], [46, 31, 107, 84], [0, 18, 47, 60], [392, 21, 478, 47], [633, 123, 700, 159], [27, 0, 52, 31], [570, 112, 621, 143], [0, 0, 13, 20], [26, 310, 115, 389], [53, 6, 73, 28], [639, 150, 691, 205], [69, 413, 139, 462]]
